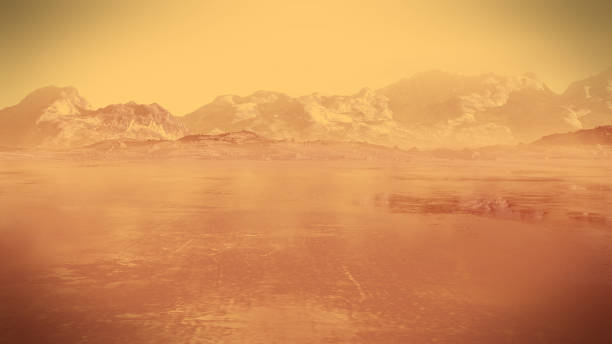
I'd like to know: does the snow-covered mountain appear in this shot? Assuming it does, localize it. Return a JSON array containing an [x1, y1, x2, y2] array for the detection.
[[3, 67, 612, 149], [181, 88, 418, 148], [183, 69, 612, 148], [0, 86, 186, 148], [0, 86, 91, 147], [379, 70, 572, 145], [379, 71, 549, 126], [560, 67, 612, 129]]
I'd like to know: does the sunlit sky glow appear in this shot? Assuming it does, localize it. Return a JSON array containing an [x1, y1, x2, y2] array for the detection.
[[1, 0, 611, 114]]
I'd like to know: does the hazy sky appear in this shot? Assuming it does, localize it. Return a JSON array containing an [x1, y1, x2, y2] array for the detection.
[[1, 0, 611, 114]]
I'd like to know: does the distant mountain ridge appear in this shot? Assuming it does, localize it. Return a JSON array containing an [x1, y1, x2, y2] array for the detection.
[[560, 66, 612, 129], [378, 71, 567, 144], [2, 67, 611, 148], [0, 87, 186, 148], [12, 129, 610, 162], [183, 68, 612, 148], [181, 87, 414, 148], [63, 130, 415, 161], [533, 126, 612, 146], [0, 86, 90, 147]]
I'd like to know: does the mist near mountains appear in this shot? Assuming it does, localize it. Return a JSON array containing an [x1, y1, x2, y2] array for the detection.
[[1, 68, 611, 150]]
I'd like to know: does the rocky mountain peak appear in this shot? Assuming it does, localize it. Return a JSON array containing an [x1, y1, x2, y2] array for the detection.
[[17, 86, 89, 109], [97, 102, 172, 118]]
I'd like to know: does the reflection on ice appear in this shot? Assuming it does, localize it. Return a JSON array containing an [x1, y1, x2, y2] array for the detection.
[[1, 159, 611, 343]]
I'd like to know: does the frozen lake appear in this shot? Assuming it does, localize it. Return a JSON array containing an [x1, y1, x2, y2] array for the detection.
[[1, 158, 612, 343]]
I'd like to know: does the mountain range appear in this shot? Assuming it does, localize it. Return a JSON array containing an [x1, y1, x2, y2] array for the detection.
[[1, 67, 611, 149], [0, 86, 186, 148]]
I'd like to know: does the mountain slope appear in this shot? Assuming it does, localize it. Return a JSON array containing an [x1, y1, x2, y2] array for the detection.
[[45, 102, 187, 147], [0, 86, 90, 147], [182, 88, 418, 148], [560, 67, 612, 129], [533, 126, 612, 146], [379, 71, 573, 144], [0, 87, 186, 148], [183, 70, 610, 148]]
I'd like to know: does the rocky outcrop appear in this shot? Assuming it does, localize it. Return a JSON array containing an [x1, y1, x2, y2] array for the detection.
[[0, 87, 186, 148]]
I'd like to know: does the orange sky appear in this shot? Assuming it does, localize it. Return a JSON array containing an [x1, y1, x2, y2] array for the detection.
[[1, 0, 611, 115]]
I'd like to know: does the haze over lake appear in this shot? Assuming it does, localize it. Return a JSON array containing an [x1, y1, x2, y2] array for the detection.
[[2, 158, 611, 343]]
